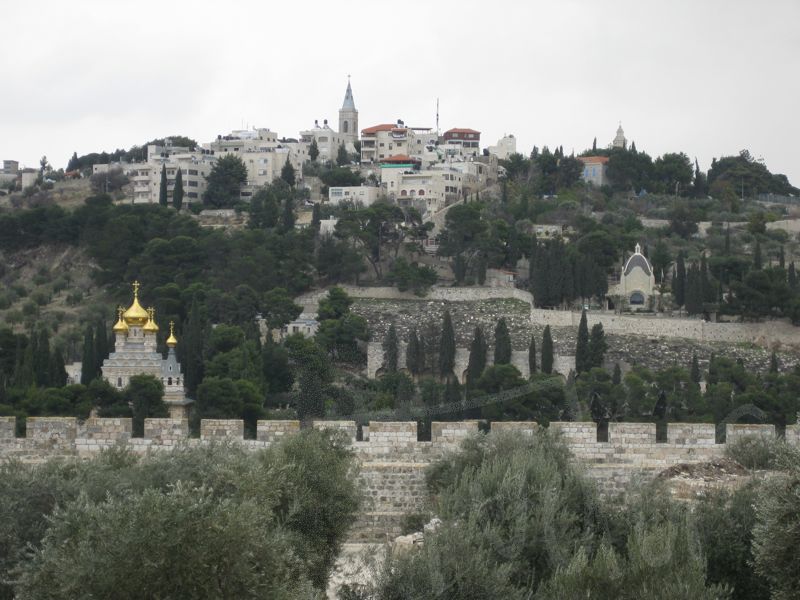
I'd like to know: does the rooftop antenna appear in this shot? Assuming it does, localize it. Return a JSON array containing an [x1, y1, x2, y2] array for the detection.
[[436, 98, 440, 137]]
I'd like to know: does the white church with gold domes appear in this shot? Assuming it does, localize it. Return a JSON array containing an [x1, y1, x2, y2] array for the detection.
[[102, 281, 192, 419]]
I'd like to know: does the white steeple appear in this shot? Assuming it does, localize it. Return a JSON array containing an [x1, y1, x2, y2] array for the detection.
[[612, 122, 627, 149]]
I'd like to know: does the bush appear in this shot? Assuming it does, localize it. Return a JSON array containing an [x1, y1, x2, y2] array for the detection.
[[724, 435, 799, 470], [0, 432, 360, 597], [65, 290, 83, 306]]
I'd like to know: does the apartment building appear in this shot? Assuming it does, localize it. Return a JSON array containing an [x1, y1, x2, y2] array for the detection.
[[327, 185, 380, 206], [360, 121, 436, 164], [300, 120, 349, 164], [128, 144, 215, 204], [441, 128, 481, 156], [380, 162, 463, 218]]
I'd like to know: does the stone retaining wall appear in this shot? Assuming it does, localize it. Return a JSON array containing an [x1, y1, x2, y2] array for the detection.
[[2, 417, 798, 542]]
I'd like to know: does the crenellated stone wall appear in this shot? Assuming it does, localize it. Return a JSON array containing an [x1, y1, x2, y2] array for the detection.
[[2, 417, 798, 542]]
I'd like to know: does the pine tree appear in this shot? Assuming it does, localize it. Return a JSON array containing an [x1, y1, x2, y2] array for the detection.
[[439, 310, 455, 378], [674, 251, 686, 309], [280, 157, 296, 187], [612, 363, 622, 385], [94, 319, 109, 377], [575, 309, 590, 373], [588, 323, 607, 368], [336, 143, 349, 167], [541, 326, 554, 374], [690, 354, 700, 383], [753, 238, 762, 269], [406, 329, 423, 377], [383, 324, 399, 374], [465, 326, 486, 387], [172, 168, 184, 210], [158, 164, 168, 206], [80, 325, 95, 385], [528, 335, 536, 376], [493, 318, 511, 365], [309, 138, 319, 162]]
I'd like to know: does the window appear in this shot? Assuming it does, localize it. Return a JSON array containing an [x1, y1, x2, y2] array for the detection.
[[343, 121, 349, 133], [117, 377, 122, 388], [188, 180, 198, 187], [168, 377, 173, 385], [630, 291, 645, 305], [418, 189, 425, 196], [400, 190, 407, 196], [188, 169, 198, 175]]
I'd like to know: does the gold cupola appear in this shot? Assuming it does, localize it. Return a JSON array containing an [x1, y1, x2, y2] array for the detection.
[[143, 307, 159, 333], [112, 306, 129, 334], [123, 280, 149, 326], [166, 321, 178, 347]]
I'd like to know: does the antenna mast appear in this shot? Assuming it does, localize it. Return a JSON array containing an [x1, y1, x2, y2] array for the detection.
[[436, 98, 439, 136]]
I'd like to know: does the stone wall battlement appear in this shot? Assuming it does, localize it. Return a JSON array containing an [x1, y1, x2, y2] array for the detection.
[[2, 416, 796, 542]]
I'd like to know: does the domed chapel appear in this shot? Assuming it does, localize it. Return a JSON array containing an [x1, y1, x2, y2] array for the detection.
[[101, 281, 192, 419]]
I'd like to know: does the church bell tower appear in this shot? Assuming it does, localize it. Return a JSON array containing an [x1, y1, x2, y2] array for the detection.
[[338, 76, 358, 146]]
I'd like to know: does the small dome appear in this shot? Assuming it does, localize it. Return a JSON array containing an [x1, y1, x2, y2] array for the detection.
[[143, 307, 159, 333], [623, 245, 653, 277], [112, 306, 129, 334], [123, 281, 149, 326], [166, 321, 178, 347]]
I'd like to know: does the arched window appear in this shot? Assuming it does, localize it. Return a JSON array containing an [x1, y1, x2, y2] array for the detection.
[[630, 291, 645, 305], [343, 121, 349, 133], [418, 189, 425, 196], [400, 190, 408, 196], [168, 377, 173, 385], [410, 190, 416, 196]]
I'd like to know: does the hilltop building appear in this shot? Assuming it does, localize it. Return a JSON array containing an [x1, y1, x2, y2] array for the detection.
[[101, 281, 192, 419], [338, 77, 359, 147], [488, 134, 516, 160], [612, 123, 627, 149], [578, 155, 610, 187]]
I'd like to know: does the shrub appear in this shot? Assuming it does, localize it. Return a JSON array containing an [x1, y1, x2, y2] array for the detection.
[[724, 435, 799, 470]]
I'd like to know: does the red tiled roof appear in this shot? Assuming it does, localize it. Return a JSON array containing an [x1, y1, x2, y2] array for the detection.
[[578, 156, 609, 164], [380, 154, 419, 163], [361, 124, 397, 134], [444, 128, 481, 135]]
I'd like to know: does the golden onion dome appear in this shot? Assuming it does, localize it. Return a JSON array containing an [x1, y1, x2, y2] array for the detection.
[[143, 307, 159, 333], [166, 321, 178, 347], [123, 280, 149, 326], [112, 306, 129, 334]]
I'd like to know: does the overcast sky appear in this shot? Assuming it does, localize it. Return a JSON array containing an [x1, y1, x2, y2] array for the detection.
[[2, 0, 798, 184]]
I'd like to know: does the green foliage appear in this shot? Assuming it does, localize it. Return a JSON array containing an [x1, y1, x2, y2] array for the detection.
[[438, 310, 455, 378], [204, 154, 248, 207], [1, 435, 359, 597], [125, 374, 167, 436], [493, 317, 511, 365], [382, 324, 398, 374], [172, 167, 184, 210], [541, 325, 554, 374], [336, 143, 349, 167], [465, 326, 487, 388], [575, 309, 590, 373], [158, 163, 168, 206], [588, 322, 607, 369], [724, 435, 800, 470], [386, 258, 436, 295], [280, 156, 296, 187], [752, 467, 800, 600]]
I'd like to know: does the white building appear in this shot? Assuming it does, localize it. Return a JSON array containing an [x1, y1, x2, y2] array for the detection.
[[128, 143, 215, 204], [328, 185, 380, 206], [578, 156, 610, 188], [612, 123, 627, 149], [608, 244, 656, 309], [300, 120, 349, 164], [360, 122, 435, 164], [488, 134, 517, 160], [319, 217, 338, 237], [381, 163, 463, 218]]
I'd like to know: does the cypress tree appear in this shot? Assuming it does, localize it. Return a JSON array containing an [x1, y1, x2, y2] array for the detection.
[[281, 197, 295, 232], [528, 335, 536, 376], [406, 329, 423, 377], [588, 323, 607, 369], [789, 262, 798, 290], [311, 203, 321, 230], [80, 325, 95, 385], [94, 319, 109, 377], [172, 168, 184, 210], [753, 238, 762, 269], [724, 226, 731, 253], [493, 318, 512, 365], [280, 156, 296, 187], [465, 326, 486, 387], [700, 253, 712, 303], [439, 310, 455, 378], [685, 264, 703, 316], [158, 164, 168, 206], [575, 309, 590, 373], [674, 251, 686, 309], [48, 347, 68, 387], [14, 337, 34, 388], [475, 256, 487, 285], [443, 377, 462, 408], [541, 325, 554, 374], [34, 328, 51, 387], [779, 245, 785, 269], [690, 354, 701, 383], [592, 137, 597, 152], [383, 324, 399, 374], [707, 353, 718, 385], [612, 363, 622, 385], [309, 138, 319, 162], [770, 351, 779, 374], [183, 298, 207, 395]]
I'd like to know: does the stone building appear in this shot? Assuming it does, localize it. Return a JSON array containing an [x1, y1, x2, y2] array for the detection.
[[611, 123, 627, 149], [578, 155, 610, 187], [102, 282, 192, 419], [338, 77, 359, 147], [608, 244, 656, 309]]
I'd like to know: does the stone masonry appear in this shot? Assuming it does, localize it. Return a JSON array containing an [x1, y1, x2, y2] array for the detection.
[[1, 416, 796, 542]]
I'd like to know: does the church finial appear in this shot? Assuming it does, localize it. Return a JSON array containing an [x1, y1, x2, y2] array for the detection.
[[166, 321, 178, 347], [133, 280, 140, 297]]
